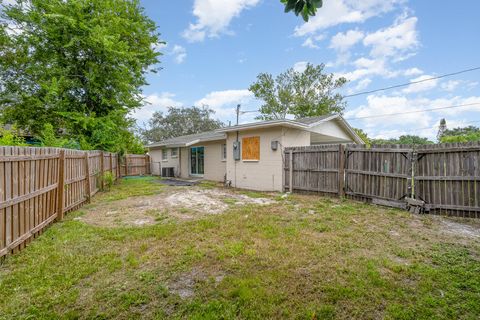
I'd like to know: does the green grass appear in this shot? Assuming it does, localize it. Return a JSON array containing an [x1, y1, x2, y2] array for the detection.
[[1, 178, 479, 319]]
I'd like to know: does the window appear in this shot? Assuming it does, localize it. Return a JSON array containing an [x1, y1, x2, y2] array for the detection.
[[171, 148, 178, 158], [221, 144, 227, 161], [242, 136, 260, 161], [162, 149, 168, 161]]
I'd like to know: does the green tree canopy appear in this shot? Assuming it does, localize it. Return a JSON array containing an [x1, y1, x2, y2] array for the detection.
[[281, 0, 323, 21], [0, 0, 161, 153], [440, 126, 480, 143], [249, 63, 347, 120], [371, 135, 434, 146], [142, 106, 224, 143]]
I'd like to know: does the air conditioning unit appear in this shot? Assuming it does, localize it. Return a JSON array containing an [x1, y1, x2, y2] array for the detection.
[[162, 167, 175, 177]]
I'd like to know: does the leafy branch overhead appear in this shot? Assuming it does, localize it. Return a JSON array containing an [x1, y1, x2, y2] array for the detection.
[[281, 0, 323, 21], [249, 63, 347, 120]]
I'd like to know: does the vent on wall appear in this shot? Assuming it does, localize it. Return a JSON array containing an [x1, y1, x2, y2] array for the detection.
[[162, 167, 175, 177]]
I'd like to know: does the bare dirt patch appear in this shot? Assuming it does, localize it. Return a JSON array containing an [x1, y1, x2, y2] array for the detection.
[[168, 267, 225, 299], [77, 187, 275, 228], [440, 219, 480, 239]]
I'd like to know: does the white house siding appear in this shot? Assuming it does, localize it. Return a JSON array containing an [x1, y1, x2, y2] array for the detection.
[[148, 147, 180, 176], [225, 127, 310, 192], [174, 142, 225, 181], [309, 120, 352, 143]]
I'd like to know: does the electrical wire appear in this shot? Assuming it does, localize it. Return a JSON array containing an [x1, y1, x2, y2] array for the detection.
[[345, 102, 480, 120], [344, 66, 480, 98]]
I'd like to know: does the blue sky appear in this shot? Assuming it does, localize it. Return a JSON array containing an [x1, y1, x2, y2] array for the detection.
[[135, 0, 480, 140]]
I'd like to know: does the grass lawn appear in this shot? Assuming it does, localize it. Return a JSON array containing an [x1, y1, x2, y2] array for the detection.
[[1, 177, 479, 319]]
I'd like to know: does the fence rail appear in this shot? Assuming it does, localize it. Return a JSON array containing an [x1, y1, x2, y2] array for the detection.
[[0, 147, 149, 259], [284, 142, 480, 218]]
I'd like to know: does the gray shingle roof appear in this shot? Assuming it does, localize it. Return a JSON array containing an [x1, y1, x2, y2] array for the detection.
[[295, 114, 336, 125], [147, 130, 226, 148]]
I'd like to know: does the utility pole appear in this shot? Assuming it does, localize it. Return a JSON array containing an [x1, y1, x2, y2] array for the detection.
[[236, 104, 241, 126]]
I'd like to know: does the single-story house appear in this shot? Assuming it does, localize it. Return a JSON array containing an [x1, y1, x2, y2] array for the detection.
[[147, 114, 363, 191]]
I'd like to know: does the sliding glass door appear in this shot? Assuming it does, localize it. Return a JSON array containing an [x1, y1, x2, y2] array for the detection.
[[190, 147, 204, 175]]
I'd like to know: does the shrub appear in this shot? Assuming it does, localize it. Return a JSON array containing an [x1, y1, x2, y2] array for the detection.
[[102, 171, 115, 191]]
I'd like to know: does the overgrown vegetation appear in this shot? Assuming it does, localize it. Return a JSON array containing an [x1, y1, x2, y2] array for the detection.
[[1, 177, 479, 319], [0, 124, 27, 146], [142, 106, 224, 143], [0, 0, 160, 153], [440, 125, 480, 143]]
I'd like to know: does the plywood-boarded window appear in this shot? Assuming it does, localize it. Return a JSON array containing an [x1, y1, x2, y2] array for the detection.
[[242, 136, 260, 161]]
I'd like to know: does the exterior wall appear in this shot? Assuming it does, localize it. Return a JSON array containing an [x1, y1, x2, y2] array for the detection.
[[179, 147, 189, 179], [160, 142, 227, 182], [148, 147, 180, 176], [309, 121, 353, 143], [226, 127, 309, 192], [193, 141, 227, 182]]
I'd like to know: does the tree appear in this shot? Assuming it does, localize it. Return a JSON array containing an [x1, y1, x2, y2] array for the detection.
[[249, 63, 347, 120], [0, 0, 161, 153], [353, 128, 370, 147], [371, 135, 434, 145], [437, 118, 447, 142], [0, 124, 27, 146], [281, 0, 323, 21], [440, 126, 480, 143], [142, 106, 224, 143]]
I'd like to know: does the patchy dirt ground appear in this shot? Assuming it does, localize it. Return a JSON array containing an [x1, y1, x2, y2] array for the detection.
[[77, 186, 276, 227]]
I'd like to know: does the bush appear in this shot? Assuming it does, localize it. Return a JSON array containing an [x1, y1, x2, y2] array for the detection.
[[102, 171, 115, 191]]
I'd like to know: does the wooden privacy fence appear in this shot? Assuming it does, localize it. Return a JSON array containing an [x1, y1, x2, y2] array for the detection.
[[284, 142, 480, 218], [120, 154, 151, 176], [0, 147, 150, 259]]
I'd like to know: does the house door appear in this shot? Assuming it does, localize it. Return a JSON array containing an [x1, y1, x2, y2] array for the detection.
[[190, 147, 204, 175]]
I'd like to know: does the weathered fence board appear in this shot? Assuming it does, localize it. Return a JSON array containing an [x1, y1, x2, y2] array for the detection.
[[121, 154, 150, 176], [344, 144, 412, 206], [284, 145, 341, 195], [284, 142, 480, 218], [415, 142, 480, 218], [0, 147, 143, 259]]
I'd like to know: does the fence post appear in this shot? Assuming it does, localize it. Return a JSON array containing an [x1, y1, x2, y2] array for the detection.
[[145, 154, 150, 175], [84, 152, 91, 203], [100, 151, 104, 190], [117, 153, 121, 178], [125, 154, 129, 176], [56, 149, 65, 221], [338, 144, 345, 197], [289, 150, 293, 193], [109, 153, 113, 176]]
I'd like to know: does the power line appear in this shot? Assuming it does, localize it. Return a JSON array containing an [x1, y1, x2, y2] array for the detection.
[[345, 102, 480, 120], [366, 119, 480, 136], [344, 66, 480, 98]]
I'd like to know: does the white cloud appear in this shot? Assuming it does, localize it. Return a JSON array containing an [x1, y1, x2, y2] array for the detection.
[[171, 45, 187, 64], [294, 0, 403, 36], [329, 29, 364, 52], [293, 61, 308, 72], [195, 89, 255, 120], [363, 15, 419, 59], [402, 74, 438, 94], [403, 67, 423, 76], [441, 80, 461, 92], [346, 95, 433, 129], [349, 78, 372, 93], [302, 34, 325, 49], [346, 94, 480, 139], [132, 93, 182, 126], [182, 0, 260, 42]]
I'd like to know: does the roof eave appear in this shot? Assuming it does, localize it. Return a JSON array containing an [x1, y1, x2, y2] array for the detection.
[[217, 121, 309, 133]]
